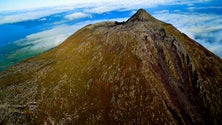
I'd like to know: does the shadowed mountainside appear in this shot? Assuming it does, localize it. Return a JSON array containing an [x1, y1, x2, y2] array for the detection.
[[0, 9, 222, 125]]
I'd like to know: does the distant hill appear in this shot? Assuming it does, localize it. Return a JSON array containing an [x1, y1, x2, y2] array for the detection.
[[0, 9, 222, 125]]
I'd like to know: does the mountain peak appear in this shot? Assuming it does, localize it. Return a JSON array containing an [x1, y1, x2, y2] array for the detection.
[[127, 8, 154, 22]]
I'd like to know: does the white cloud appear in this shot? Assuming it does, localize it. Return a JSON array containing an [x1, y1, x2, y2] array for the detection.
[[65, 12, 91, 20], [198, 41, 222, 58], [39, 18, 47, 21], [0, 6, 74, 24], [0, 0, 87, 11], [153, 11, 222, 58], [188, 6, 222, 11], [84, 6, 117, 14], [15, 24, 81, 51], [154, 10, 169, 14], [170, 0, 212, 5], [173, 10, 181, 13]]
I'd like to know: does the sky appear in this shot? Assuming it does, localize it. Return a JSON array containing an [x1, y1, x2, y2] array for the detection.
[[0, 0, 222, 71]]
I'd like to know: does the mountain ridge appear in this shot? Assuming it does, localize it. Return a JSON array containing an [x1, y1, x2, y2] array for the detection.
[[0, 9, 222, 125]]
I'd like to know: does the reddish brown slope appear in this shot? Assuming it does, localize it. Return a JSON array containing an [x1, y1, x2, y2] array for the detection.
[[0, 9, 222, 125]]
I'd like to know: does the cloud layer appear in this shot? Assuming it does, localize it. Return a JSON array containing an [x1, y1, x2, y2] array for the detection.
[[0, 6, 73, 24], [65, 12, 91, 20]]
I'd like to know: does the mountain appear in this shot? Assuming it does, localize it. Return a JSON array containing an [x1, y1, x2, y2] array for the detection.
[[0, 9, 222, 125]]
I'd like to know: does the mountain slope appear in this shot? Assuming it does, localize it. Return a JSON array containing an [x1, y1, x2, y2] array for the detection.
[[0, 9, 222, 125]]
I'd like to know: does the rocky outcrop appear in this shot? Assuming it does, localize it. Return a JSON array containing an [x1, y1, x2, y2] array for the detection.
[[0, 9, 222, 125]]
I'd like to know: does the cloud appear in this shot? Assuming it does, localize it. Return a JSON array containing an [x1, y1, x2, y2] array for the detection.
[[170, 0, 212, 5], [39, 18, 47, 21], [154, 10, 169, 14], [0, 0, 87, 11], [15, 25, 81, 52], [198, 40, 222, 57], [65, 12, 91, 20], [153, 11, 222, 58], [188, 6, 222, 11], [0, 6, 74, 24], [84, 6, 117, 14]]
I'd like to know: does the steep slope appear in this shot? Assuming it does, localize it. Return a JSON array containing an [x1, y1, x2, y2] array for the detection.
[[0, 9, 222, 125]]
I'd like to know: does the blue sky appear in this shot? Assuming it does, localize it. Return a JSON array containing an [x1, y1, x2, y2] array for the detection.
[[0, 0, 222, 71]]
